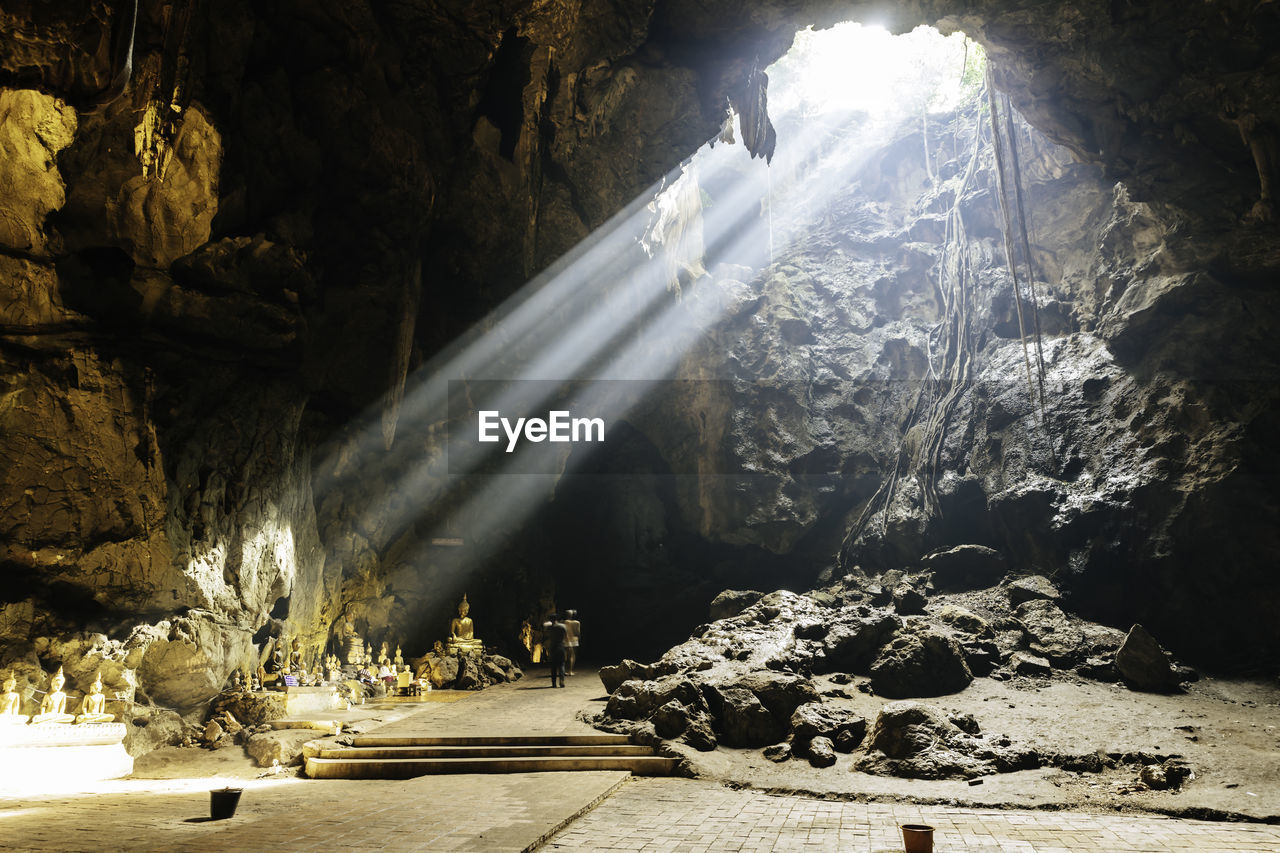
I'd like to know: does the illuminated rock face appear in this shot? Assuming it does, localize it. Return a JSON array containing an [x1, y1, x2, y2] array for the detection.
[[0, 0, 1277, 753]]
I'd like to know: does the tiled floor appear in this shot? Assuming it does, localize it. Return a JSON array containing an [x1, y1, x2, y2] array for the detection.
[[544, 777, 1280, 851]]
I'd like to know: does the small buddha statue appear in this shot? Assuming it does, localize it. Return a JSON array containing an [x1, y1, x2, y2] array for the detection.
[[31, 667, 75, 724], [1, 672, 28, 724], [289, 637, 304, 672], [342, 620, 366, 667], [446, 594, 484, 655], [75, 673, 115, 724], [378, 641, 390, 668], [270, 637, 288, 673], [394, 645, 404, 669]]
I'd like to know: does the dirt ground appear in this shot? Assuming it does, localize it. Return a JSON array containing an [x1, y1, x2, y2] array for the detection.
[[671, 671, 1280, 822]]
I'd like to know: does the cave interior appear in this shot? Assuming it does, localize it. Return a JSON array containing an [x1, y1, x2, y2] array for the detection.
[[1, 0, 1278, 767]]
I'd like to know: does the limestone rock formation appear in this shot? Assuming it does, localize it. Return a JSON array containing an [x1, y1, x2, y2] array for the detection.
[[1115, 624, 1184, 693], [868, 625, 973, 699], [247, 729, 321, 768]]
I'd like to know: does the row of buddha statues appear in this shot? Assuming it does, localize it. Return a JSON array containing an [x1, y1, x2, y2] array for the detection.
[[235, 594, 488, 694], [1, 667, 116, 726], [336, 594, 484, 668]]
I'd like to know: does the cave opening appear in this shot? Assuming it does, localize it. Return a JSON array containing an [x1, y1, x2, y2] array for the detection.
[[523, 23, 992, 662]]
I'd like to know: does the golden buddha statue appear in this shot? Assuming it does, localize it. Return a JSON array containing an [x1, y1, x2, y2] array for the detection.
[[446, 594, 483, 655], [75, 672, 115, 724], [1, 671, 28, 724], [31, 666, 75, 724]]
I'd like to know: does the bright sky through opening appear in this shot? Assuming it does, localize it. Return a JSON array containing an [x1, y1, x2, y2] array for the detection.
[[769, 23, 975, 121]]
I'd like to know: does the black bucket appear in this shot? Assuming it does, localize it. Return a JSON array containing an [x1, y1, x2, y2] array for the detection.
[[210, 787, 243, 820]]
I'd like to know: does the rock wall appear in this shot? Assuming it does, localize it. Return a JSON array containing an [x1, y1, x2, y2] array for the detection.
[[0, 0, 1277, 752]]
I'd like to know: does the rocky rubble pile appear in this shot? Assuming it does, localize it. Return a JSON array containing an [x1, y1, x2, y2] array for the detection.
[[593, 561, 1196, 781], [416, 652, 523, 691]]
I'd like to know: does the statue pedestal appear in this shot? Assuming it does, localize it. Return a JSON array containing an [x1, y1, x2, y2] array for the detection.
[[282, 685, 343, 717], [0, 723, 132, 786], [445, 640, 484, 657]]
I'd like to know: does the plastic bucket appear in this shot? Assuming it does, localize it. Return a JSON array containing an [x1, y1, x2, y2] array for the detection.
[[210, 787, 243, 820], [900, 823, 935, 853]]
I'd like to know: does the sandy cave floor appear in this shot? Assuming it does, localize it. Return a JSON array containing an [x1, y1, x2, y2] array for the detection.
[[671, 671, 1280, 822]]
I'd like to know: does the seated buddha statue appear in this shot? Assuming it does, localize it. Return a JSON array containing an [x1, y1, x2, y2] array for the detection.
[[446, 594, 483, 656], [1, 671, 28, 724], [31, 667, 75, 724], [75, 673, 115, 724]]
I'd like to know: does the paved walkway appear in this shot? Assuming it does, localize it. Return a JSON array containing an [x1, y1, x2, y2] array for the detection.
[[1, 668, 1279, 852], [0, 668, 620, 853], [544, 777, 1280, 852]]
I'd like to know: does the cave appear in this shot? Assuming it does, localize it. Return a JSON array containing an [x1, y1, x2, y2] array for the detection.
[[1, 0, 1279, 847]]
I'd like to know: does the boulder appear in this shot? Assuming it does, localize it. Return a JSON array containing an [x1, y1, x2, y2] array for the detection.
[[1115, 624, 1182, 692], [920, 545, 1007, 591], [936, 605, 990, 636], [709, 589, 765, 621], [599, 659, 659, 693], [1014, 600, 1085, 665], [727, 671, 819, 721], [815, 609, 898, 673], [430, 655, 460, 688], [960, 640, 999, 676], [763, 742, 792, 762], [202, 719, 225, 746], [482, 659, 507, 683], [653, 700, 691, 739], [857, 700, 991, 779], [834, 728, 863, 753], [1007, 575, 1060, 606], [892, 584, 927, 615], [868, 702, 961, 759], [789, 702, 866, 749], [455, 656, 483, 690], [948, 711, 980, 735], [607, 675, 706, 722], [681, 712, 717, 751], [1009, 651, 1052, 676], [210, 690, 286, 726], [807, 735, 837, 768], [124, 707, 187, 757], [707, 686, 780, 747], [246, 729, 319, 767], [868, 627, 972, 698]]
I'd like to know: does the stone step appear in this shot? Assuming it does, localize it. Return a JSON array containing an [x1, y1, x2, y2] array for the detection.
[[305, 754, 677, 779], [316, 744, 657, 759], [346, 734, 633, 748]]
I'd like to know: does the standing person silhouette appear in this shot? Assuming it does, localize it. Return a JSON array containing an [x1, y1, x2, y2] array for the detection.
[[543, 613, 568, 688], [563, 610, 581, 676]]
